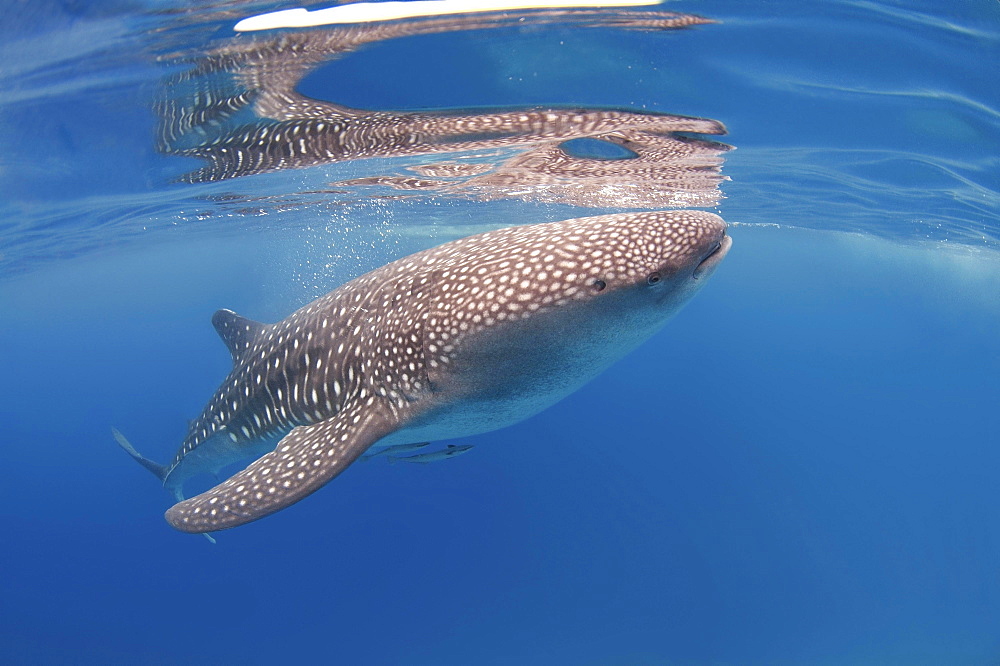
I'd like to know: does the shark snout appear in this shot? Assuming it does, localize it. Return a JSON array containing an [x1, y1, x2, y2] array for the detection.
[[692, 232, 731, 280]]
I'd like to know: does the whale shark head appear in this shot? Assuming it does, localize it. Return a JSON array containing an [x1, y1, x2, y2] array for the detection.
[[586, 209, 732, 329], [563, 209, 731, 306], [424, 210, 732, 349], [403, 210, 732, 438]]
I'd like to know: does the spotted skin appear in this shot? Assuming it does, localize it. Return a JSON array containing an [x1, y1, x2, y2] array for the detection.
[[139, 210, 730, 534], [156, 8, 727, 208], [166, 399, 396, 531]]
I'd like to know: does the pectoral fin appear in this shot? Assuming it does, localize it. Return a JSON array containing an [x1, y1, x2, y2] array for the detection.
[[165, 398, 397, 533]]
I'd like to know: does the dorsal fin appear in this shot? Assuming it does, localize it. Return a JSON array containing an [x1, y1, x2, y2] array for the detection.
[[212, 309, 266, 363]]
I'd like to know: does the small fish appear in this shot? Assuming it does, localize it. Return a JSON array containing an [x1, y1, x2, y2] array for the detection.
[[388, 444, 474, 464], [360, 442, 430, 461]]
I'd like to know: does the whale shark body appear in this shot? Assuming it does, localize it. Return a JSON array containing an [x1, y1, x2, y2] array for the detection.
[[116, 211, 730, 535]]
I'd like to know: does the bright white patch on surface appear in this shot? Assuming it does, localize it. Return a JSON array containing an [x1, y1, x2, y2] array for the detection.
[[235, 0, 659, 31]]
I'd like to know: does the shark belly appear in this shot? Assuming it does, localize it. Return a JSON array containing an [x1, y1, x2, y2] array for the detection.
[[384, 298, 670, 446]]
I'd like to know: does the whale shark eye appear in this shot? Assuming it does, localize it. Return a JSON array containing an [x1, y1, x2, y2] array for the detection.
[[592, 279, 607, 292], [647, 272, 662, 285]]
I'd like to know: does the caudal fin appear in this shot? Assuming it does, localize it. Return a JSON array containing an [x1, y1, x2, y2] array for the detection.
[[112, 427, 217, 544], [112, 427, 168, 482]]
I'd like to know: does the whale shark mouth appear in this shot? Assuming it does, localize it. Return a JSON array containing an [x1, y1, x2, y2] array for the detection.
[[693, 234, 732, 279]]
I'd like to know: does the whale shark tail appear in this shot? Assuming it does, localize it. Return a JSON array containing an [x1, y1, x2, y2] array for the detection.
[[112, 427, 217, 544], [112, 427, 168, 481]]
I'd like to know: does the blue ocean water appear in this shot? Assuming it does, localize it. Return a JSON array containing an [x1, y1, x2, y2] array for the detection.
[[1, 1, 998, 664]]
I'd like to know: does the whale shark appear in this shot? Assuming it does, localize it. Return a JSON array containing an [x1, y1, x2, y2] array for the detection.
[[115, 210, 730, 535]]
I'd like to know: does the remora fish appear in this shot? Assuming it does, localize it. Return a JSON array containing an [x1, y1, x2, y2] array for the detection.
[[360, 441, 431, 461], [388, 444, 474, 464], [115, 210, 730, 535]]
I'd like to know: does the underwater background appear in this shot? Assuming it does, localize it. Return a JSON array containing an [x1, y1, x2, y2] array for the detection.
[[2, 1, 998, 663]]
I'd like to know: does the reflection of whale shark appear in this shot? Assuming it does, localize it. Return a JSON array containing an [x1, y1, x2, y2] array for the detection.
[[116, 210, 730, 535], [157, 8, 729, 208]]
